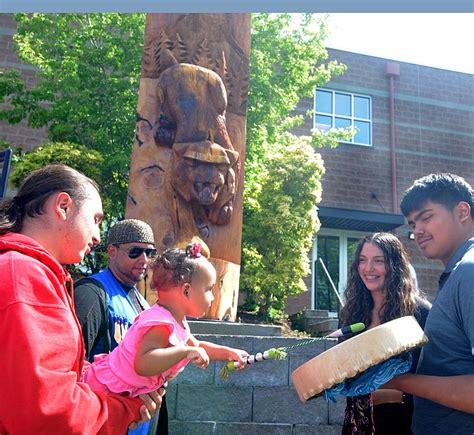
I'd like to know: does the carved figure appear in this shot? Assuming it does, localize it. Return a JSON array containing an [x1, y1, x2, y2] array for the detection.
[[126, 13, 251, 321], [155, 50, 234, 150], [170, 141, 239, 226], [153, 50, 240, 235]]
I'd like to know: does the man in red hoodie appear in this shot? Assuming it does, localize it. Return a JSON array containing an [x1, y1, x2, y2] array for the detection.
[[0, 164, 162, 434]]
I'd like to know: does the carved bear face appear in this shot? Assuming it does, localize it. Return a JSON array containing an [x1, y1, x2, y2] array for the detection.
[[170, 141, 238, 207]]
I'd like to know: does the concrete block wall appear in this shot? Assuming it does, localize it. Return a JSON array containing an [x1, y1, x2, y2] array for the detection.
[[167, 334, 345, 434]]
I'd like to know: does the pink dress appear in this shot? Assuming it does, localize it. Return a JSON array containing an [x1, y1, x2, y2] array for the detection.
[[83, 304, 191, 397]]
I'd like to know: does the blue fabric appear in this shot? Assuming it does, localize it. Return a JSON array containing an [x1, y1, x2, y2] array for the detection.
[[90, 269, 148, 351], [128, 423, 149, 435], [324, 356, 412, 402], [90, 269, 151, 435]]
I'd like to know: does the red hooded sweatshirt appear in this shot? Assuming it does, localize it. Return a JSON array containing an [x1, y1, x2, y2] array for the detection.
[[0, 232, 142, 434]]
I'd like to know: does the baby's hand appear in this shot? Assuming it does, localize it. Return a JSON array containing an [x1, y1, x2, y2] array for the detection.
[[186, 346, 210, 369], [227, 348, 249, 370]]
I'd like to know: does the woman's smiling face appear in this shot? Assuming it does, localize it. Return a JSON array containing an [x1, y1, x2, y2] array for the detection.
[[358, 242, 387, 294]]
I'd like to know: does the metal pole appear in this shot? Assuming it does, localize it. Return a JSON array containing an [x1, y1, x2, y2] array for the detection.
[[0, 149, 13, 199], [318, 257, 344, 307]]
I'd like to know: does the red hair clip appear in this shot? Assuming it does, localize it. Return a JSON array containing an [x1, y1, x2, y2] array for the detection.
[[191, 242, 202, 258]]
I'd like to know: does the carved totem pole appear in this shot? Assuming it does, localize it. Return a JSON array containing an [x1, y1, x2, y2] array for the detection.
[[126, 14, 251, 320]]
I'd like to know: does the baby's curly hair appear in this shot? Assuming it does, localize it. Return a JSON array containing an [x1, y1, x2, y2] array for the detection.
[[151, 243, 208, 291]]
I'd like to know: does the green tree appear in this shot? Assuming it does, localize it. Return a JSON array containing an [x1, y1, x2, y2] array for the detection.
[[1, 13, 146, 219], [9, 142, 103, 187], [240, 14, 349, 320], [247, 14, 343, 155], [241, 135, 324, 318]]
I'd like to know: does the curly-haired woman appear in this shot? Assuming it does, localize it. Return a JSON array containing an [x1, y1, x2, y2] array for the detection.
[[339, 232, 431, 435]]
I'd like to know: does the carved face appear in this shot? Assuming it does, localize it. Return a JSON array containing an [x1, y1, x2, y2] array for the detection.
[[170, 141, 238, 207], [176, 158, 226, 205]]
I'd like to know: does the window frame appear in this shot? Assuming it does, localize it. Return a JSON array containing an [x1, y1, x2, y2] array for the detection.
[[313, 88, 373, 147]]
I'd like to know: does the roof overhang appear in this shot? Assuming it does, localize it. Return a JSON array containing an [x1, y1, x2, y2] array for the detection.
[[318, 206, 405, 232]]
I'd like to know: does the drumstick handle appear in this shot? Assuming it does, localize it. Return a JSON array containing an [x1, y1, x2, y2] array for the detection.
[[228, 350, 272, 370], [326, 322, 365, 338], [226, 348, 286, 371]]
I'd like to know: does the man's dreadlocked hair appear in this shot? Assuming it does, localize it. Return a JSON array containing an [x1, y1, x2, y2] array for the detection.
[[151, 243, 208, 291]]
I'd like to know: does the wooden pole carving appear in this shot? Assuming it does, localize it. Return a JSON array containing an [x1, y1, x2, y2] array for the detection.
[[126, 14, 251, 320]]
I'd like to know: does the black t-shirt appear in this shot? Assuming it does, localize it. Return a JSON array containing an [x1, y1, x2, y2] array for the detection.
[[74, 277, 111, 360]]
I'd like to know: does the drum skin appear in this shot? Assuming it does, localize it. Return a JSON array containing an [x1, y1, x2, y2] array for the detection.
[[291, 316, 428, 402]]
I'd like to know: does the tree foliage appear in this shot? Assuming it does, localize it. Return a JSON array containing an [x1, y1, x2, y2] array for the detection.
[[8, 142, 103, 189], [241, 134, 324, 318], [240, 14, 349, 320], [1, 13, 350, 318], [1, 13, 146, 219], [247, 14, 344, 156]]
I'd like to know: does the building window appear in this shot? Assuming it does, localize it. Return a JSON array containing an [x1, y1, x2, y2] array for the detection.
[[314, 88, 372, 146], [311, 229, 365, 312]]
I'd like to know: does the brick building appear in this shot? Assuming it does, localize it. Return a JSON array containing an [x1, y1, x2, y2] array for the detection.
[[287, 48, 474, 317], [0, 15, 48, 151], [2, 14, 473, 317]]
